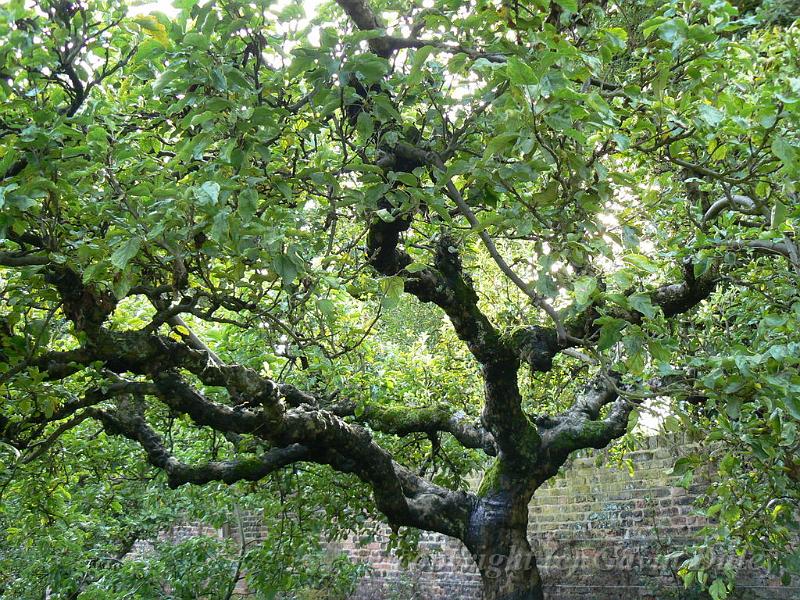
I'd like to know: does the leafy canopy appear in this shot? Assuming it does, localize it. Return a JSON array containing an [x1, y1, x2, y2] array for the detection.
[[0, 0, 799, 597]]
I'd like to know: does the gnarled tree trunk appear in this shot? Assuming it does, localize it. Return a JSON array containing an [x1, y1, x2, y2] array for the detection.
[[466, 492, 544, 600]]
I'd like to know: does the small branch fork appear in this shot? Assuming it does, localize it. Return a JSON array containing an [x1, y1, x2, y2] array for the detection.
[[430, 154, 568, 343]]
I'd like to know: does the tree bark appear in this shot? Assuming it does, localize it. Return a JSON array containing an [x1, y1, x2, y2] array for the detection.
[[466, 492, 544, 600]]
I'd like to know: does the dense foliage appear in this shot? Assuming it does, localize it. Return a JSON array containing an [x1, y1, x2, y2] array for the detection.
[[0, 0, 798, 598]]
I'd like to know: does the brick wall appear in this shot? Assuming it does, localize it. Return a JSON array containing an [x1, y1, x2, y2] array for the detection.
[[152, 433, 796, 599], [332, 433, 796, 600]]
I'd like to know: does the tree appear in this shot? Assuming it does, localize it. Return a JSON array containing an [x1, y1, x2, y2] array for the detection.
[[0, 0, 798, 598]]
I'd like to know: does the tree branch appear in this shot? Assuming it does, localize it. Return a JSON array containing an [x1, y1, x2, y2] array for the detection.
[[651, 258, 719, 318], [95, 406, 309, 488], [537, 373, 634, 470], [0, 252, 51, 267], [334, 0, 393, 58], [331, 399, 496, 455], [430, 155, 568, 343]]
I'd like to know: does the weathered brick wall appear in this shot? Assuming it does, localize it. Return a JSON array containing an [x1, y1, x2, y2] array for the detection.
[[334, 530, 481, 599], [152, 433, 796, 598], [335, 433, 797, 599]]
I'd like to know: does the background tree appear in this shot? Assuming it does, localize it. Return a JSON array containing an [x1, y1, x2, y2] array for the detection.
[[0, 0, 798, 598]]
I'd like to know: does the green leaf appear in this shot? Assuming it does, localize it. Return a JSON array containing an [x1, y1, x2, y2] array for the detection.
[[624, 254, 659, 274], [726, 395, 742, 419], [381, 276, 405, 310], [670, 456, 696, 476], [484, 132, 519, 157], [87, 127, 108, 146], [184, 32, 210, 50], [356, 111, 374, 139], [238, 189, 258, 224], [693, 258, 711, 279], [648, 339, 672, 363], [772, 137, 798, 171], [624, 332, 646, 374], [210, 208, 230, 243], [530, 180, 559, 205], [554, 0, 578, 12], [395, 172, 418, 186], [195, 181, 220, 206], [0, 183, 19, 210], [708, 578, 729, 600], [506, 56, 538, 85], [349, 54, 389, 84], [404, 262, 427, 273], [536, 272, 558, 298], [316, 298, 336, 319], [657, 19, 686, 45], [628, 293, 658, 318], [771, 200, 787, 230], [110, 237, 142, 270], [573, 276, 597, 305], [133, 15, 169, 46], [210, 68, 227, 91], [112, 270, 134, 300], [273, 254, 299, 287], [153, 69, 181, 94], [698, 104, 724, 127], [611, 268, 635, 289], [407, 45, 435, 87], [785, 396, 800, 421], [225, 67, 251, 91], [596, 317, 627, 350], [374, 207, 396, 223]]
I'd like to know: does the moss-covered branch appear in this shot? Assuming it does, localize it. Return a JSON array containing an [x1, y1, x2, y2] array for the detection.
[[537, 373, 634, 466], [93, 405, 310, 488], [331, 399, 496, 455]]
